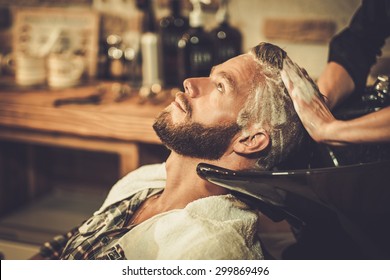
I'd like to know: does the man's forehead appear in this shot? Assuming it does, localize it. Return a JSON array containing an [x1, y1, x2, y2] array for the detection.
[[230, 53, 256, 65], [213, 54, 256, 77]]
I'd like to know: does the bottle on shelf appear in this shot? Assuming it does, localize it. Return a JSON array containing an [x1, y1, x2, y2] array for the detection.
[[97, 38, 108, 80], [106, 34, 125, 81], [210, 0, 242, 65], [122, 31, 142, 87], [177, 0, 214, 84], [140, 0, 162, 90], [159, 0, 189, 88]]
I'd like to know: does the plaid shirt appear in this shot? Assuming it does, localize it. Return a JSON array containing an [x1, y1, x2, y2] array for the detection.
[[40, 188, 159, 260]]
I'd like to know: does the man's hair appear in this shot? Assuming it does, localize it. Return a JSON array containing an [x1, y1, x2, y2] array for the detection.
[[237, 42, 307, 170]]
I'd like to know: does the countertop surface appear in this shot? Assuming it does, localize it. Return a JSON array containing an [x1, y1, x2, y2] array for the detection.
[[0, 80, 173, 144]]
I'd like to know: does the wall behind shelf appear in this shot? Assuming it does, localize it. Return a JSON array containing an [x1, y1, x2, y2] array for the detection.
[[3, 0, 389, 82]]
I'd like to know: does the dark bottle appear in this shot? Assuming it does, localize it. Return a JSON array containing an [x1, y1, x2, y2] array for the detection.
[[122, 33, 142, 87], [159, 0, 189, 88], [97, 38, 109, 79], [177, 0, 214, 83], [210, 0, 242, 65]]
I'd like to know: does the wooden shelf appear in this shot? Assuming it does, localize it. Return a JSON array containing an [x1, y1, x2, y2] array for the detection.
[[0, 82, 169, 144], [0, 82, 172, 216]]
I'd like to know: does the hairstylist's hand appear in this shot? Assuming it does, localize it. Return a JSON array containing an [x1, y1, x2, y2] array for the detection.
[[281, 58, 341, 145]]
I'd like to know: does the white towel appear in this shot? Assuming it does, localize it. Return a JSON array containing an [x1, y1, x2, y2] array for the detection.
[[119, 194, 263, 259]]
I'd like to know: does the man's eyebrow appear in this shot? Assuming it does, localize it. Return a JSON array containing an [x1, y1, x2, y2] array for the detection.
[[210, 67, 237, 91]]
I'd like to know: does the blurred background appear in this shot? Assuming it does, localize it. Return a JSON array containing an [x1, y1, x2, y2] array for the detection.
[[0, 0, 389, 259]]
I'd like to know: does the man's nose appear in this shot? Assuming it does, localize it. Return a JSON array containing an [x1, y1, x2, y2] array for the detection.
[[183, 78, 208, 98]]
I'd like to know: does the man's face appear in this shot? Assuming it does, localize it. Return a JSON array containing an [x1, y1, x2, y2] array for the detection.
[[153, 54, 258, 160]]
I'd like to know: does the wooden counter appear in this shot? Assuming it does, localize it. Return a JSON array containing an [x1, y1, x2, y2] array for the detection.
[[0, 82, 171, 177]]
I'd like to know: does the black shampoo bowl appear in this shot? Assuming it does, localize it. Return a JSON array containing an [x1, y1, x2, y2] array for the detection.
[[197, 160, 390, 259]]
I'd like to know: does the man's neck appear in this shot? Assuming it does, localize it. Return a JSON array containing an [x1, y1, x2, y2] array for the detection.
[[157, 153, 230, 211]]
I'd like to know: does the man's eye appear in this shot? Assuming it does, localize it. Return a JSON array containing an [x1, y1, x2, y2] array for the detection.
[[216, 83, 224, 93]]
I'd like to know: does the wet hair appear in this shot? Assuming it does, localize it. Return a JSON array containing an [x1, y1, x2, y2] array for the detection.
[[237, 42, 306, 170]]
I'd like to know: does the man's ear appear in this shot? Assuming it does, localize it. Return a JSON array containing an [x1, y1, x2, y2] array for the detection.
[[233, 129, 270, 155]]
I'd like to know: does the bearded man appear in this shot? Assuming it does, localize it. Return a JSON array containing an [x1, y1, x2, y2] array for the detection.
[[34, 42, 309, 260]]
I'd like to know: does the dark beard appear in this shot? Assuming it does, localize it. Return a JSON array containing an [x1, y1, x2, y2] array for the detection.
[[153, 111, 241, 160]]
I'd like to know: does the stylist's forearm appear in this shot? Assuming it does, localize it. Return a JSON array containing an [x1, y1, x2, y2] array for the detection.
[[322, 107, 390, 145], [317, 62, 355, 109]]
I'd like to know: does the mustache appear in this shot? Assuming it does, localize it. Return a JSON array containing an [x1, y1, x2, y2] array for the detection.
[[176, 92, 192, 116]]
